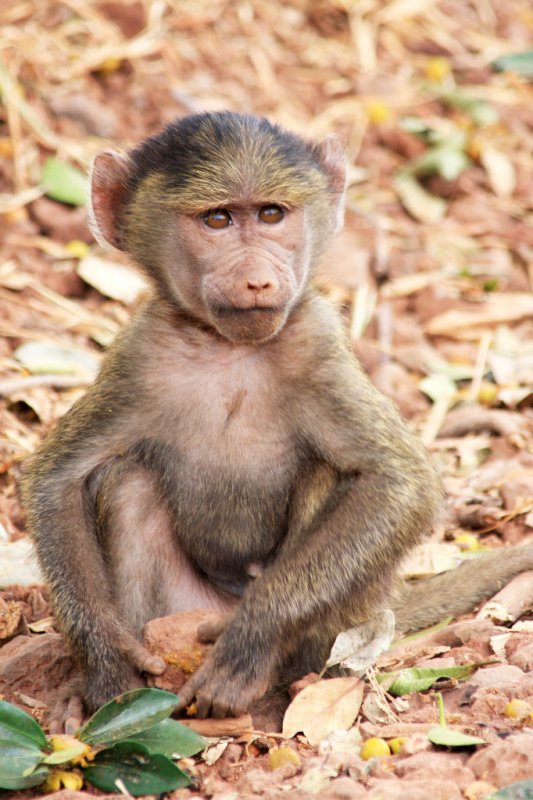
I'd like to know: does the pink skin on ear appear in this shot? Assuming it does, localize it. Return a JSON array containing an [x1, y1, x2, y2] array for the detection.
[[89, 151, 130, 250]]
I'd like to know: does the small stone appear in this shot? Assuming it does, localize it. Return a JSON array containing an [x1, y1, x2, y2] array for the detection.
[[394, 751, 475, 789], [143, 609, 219, 693], [0, 633, 73, 704], [468, 732, 533, 786], [464, 780, 498, 800], [367, 778, 463, 800], [322, 776, 369, 799], [223, 743, 243, 764], [466, 664, 525, 692], [508, 643, 533, 672], [29, 198, 93, 244]]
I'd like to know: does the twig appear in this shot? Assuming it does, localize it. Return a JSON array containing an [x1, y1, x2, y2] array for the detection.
[[469, 331, 492, 402], [0, 374, 95, 397]]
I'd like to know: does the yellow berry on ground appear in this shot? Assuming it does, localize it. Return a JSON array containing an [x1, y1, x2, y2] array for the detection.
[[425, 57, 451, 81], [43, 770, 83, 792], [269, 746, 301, 770], [361, 737, 391, 760], [454, 533, 480, 551], [388, 736, 407, 754], [97, 57, 122, 74], [365, 101, 392, 126], [504, 699, 531, 720], [64, 240, 90, 259]]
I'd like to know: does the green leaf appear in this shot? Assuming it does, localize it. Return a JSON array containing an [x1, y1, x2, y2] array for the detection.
[[14, 341, 100, 377], [42, 739, 89, 764], [378, 664, 478, 696], [119, 718, 206, 758], [427, 725, 486, 747], [412, 145, 471, 181], [79, 688, 179, 746], [443, 91, 499, 126], [391, 616, 453, 648], [399, 116, 432, 136], [419, 373, 457, 403], [0, 739, 48, 790], [0, 700, 47, 749], [41, 157, 88, 206], [491, 51, 533, 79], [83, 741, 190, 796], [488, 779, 533, 799]]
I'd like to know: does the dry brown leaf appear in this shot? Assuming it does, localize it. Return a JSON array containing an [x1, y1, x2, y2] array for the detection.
[[0, 598, 23, 640], [77, 256, 149, 304], [282, 676, 364, 746], [480, 146, 516, 198], [425, 294, 533, 337], [401, 541, 462, 578]]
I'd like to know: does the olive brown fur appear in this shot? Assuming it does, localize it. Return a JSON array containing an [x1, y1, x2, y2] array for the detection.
[[22, 111, 533, 725]]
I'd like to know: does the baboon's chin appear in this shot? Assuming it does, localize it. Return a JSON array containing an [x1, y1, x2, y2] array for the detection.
[[209, 306, 289, 344]]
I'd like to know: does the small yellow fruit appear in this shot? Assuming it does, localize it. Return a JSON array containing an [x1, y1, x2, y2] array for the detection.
[[388, 736, 407, 754], [454, 533, 480, 551], [477, 382, 499, 406], [64, 240, 90, 259], [0, 137, 14, 157], [269, 746, 301, 770], [3, 207, 28, 224], [97, 56, 122, 75], [361, 737, 391, 760], [425, 57, 451, 82], [504, 699, 531, 720], [43, 770, 83, 792], [365, 101, 392, 126]]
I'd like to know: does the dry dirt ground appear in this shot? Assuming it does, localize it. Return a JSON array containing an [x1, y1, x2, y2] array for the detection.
[[0, 1, 532, 798]]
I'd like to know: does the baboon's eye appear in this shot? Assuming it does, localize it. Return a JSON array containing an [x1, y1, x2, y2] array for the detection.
[[258, 205, 284, 224], [203, 209, 232, 229]]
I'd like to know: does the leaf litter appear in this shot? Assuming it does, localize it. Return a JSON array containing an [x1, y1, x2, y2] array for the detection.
[[1, 0, 533, 797]]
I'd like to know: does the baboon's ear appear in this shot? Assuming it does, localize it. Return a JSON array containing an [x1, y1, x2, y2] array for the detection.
[[314, 135, 347, 232], [88, 151, 131, 250]]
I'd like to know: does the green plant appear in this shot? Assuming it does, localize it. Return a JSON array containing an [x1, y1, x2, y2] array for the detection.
[[0, 688, 206, 796]]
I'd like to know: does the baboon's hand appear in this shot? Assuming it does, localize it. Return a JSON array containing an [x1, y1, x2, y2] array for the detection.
[[176, 649, 269, 718]]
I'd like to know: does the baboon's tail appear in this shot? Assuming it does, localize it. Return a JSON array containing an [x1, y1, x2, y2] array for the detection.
[[392, 543, 533, 633]]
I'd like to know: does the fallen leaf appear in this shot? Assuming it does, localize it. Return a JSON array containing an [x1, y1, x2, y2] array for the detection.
[[41, 157, 88, 206], [425, 294, 533, 337], [394, 174, 447, 224], [480, 147, 516, 197], [13, 341, 99, 377], [378, 664, 479, 695], [298, 767, 337, 795], [317, 727, 362, 756], [400, 542, 462, 578], [326, 610, 395, 672], [0, 599, 23, 640], [491, 50, 533, 78], [362, 691, 392, 725], [0, 528, 42, 588], [428, 725, 486, 747], [282, 677, 363, 746], [77, 256, 149, 304], [202, 739, 228, 766]]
